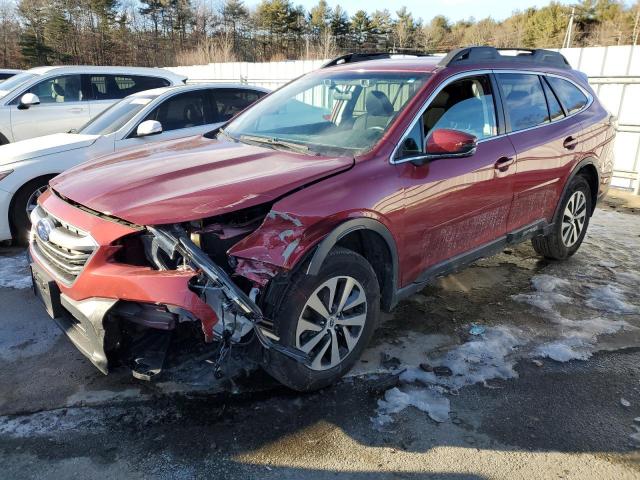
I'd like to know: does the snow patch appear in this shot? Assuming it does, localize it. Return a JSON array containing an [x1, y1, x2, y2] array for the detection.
[[376, 386, 450, 425], [531, 274, 570, 292], [374, 326, 523, 425], [512, 274, 572, 312], [616, 271, 640, 286], [535, 339, 591, 362], [0, 253, 32, 289], [511, 292, 572, 312], [403, 326, 524, 390], [0, 407, 108, 438], [585, 284, 638, 314]]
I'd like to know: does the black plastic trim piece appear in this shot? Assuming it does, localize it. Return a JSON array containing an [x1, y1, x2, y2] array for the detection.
[[395, 219, 550, 304], [305, 218, 399, 309], [553, 158, 601, 219], [322, 52, 433, 68], [438, 47, 571, 70]]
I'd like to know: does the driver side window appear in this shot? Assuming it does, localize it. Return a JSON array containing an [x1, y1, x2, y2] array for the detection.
[[426, 75, 497, 141], [396, 74, 497, 161], [141, 91, 211, 132], [26, 75, 84, 104]]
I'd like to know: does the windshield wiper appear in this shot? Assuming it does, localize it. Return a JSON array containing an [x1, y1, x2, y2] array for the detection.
[[239, 134, 311, 154]]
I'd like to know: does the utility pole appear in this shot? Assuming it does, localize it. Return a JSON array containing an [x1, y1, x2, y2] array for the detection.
[[563, 7, 576, 49], [633, 4, 639, 46]]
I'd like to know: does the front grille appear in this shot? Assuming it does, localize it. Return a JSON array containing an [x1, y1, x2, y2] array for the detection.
[[30, 205, 97, 284]]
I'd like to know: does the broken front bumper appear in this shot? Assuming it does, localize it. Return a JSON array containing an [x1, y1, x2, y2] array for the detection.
[[29, 190, 220, 373], [31, 258, 116, 373]]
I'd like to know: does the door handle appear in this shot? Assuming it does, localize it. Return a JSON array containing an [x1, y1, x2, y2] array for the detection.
[[68, 107, 84, 113], [563, 136, 578, 150], [494, 156, 514, 172]]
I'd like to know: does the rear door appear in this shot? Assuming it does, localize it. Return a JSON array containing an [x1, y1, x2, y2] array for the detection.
[[497, 72, 585, 231], [87, 74, 170, 119], [10, 74, 90, 141], [209, 88, 267, 123], [394, 73, 517, 284]]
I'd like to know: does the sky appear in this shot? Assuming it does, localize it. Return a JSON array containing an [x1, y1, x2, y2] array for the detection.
[[246, 0, 576, 23]]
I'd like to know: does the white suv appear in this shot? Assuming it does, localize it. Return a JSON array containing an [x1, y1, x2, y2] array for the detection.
[[0, 66, 186, 144]]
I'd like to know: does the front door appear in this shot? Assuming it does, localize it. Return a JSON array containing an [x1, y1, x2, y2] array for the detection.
[[395, 73, 517, 285], [116, 90, 220, 150], [10, 74, 90, 141]]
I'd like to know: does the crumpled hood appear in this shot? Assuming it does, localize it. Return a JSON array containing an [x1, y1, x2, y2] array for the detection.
[[51, 134, 354, 225], [0, 133, 100, 166]]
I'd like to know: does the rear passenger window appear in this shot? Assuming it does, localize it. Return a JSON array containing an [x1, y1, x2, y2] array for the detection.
[[546, 76, 588, 114], [541, 77, 565, 121], [497, 73, 549, 131], [212, 89, 266, 122], [88, 75, 170, 100]]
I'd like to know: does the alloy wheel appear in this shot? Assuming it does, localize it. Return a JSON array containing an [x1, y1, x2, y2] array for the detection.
[[561, 190, 587, 247], [25, 185, 48, 217], [295, 275, 367, 371]]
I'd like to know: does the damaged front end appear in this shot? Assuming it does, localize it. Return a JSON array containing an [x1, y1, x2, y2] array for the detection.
[[142, 219, 310, 376]]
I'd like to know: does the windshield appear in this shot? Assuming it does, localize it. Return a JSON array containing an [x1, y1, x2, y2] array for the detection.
[[0, 72, 37, 98], [225, 70, 430, 155], [80, 95, 157, 135]]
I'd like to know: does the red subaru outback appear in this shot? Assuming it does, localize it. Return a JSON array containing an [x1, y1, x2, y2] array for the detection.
[[29, 47, 614, 390]]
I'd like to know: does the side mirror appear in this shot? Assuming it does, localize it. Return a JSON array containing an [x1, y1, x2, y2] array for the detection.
[[425, 129, 477, 157], [136, 120, 162, 137], [18, 93, 40, 109]]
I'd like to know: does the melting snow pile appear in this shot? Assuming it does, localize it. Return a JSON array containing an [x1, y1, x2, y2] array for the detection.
[[513, 273, 632, 362], [0, 253, 32, 289], [585, 284, 638, 314], [375, 208, 640, 427], [375, 326, 524, 425]]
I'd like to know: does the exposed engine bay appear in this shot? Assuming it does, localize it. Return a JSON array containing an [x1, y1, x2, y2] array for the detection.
[[131, 206, 311, 380]]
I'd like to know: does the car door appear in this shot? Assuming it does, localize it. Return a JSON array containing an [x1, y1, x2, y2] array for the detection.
[[115, 89, 217, 150], [496, 72, 585, 232], [209, 88, 267, 123], [87, 74, 171, 119], [9, 74, 90, 141], [394, 73, 517, 285]]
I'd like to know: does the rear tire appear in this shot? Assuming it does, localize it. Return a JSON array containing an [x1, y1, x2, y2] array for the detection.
[[261, 247, 380, 392], [10, 177, 53, 245], [532, 175, 592, 260]]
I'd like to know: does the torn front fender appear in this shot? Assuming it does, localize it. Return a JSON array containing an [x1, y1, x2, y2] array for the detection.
[[228, 209, 339, 273]]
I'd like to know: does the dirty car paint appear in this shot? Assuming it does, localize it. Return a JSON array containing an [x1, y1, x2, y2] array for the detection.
[[49, 135, 354, 225]]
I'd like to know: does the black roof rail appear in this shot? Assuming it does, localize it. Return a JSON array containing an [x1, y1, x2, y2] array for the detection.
[[437, 46, 571, 69], [321, 51, 434, 68]]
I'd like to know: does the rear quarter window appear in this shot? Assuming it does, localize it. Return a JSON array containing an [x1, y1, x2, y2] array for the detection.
[[546, 76, 589, 114], [89, 75, 170, 100]]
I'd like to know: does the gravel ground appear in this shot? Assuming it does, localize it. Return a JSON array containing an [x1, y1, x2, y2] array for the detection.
[[0, 205, 638, 479]]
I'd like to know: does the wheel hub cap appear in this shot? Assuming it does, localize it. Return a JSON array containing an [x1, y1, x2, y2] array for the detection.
[[295, 275, 367, 371], [561, 190, 587, 247]]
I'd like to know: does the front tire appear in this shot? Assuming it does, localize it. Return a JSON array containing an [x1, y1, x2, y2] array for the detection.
[[10, 177, 53, 244], [261, 247, 380, 391], [532, 174, 592, 260]]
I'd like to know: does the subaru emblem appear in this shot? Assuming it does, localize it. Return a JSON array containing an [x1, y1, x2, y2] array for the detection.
[[36, 218, 55, 242]]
